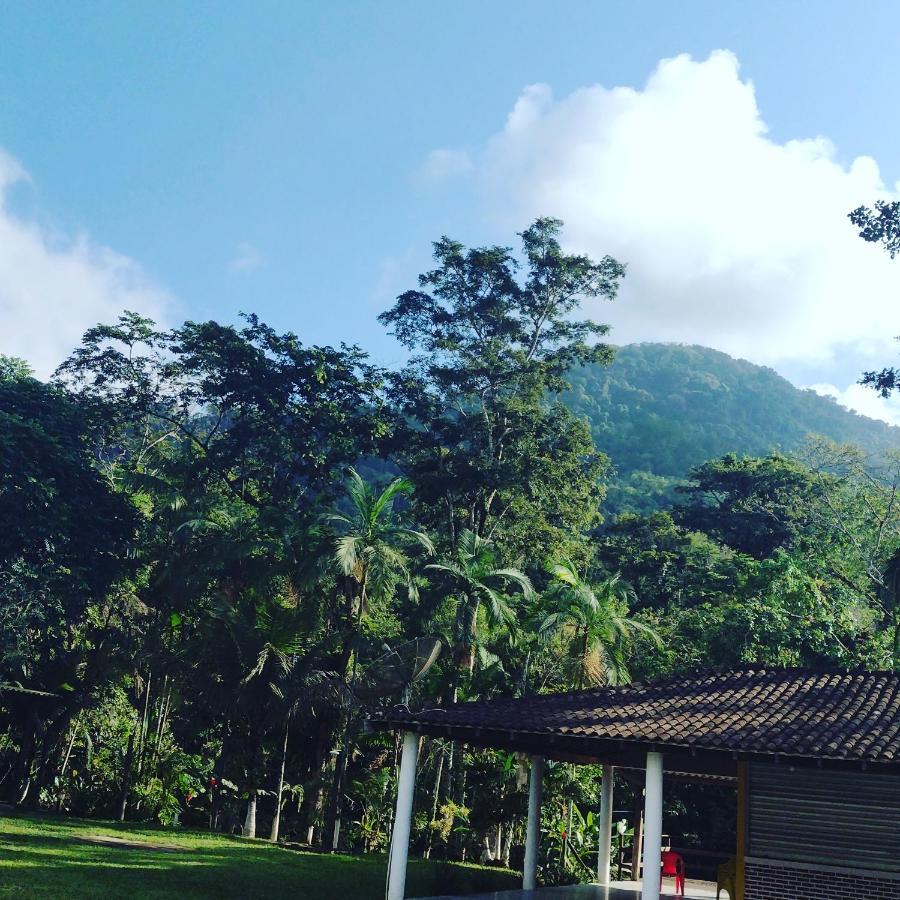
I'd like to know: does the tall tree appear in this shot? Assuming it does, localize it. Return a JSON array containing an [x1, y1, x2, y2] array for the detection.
[[322, 468, 433, 850], [379, 218, 624, 560], [0, 358, 138, 804], [675, 453, 821, 559], [57, 312, 388, 512], [54, 314, 390, 836]]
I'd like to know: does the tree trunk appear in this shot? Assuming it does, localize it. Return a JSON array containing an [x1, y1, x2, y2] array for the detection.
[[8, 709, 39, 805], [325, 739, 349, 850], [57, 714, 80, 809], [304, 785, 324, 845], [323, 587, 360, 851], [631, 795, 644, 880], [29, 717, 67, 811], [423, 742, 445, 859], [117, 714, 139, 822], [151, 681, 173, 773], [442, 667, 462, 835], [59, 714, 79, 778], [502, 823, 513, 868], [135, 671, 152, 777], [210, 730, 230, 832], [298, 720, 331, 844], [457, 598, 480, 675], [893, 610, 900, 671], [242, 789, 258, 838], [450, 757, 468, 860], [270, 720, 289, 843]]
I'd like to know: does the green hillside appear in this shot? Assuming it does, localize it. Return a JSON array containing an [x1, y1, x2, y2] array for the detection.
[[564, 343, 900, 515]]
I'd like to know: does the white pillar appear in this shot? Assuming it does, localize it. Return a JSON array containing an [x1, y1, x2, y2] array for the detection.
[[522, 754, 544, 890], [387, 731, 418, 900], [641, 751, 663, 900], [597, 765, 615, 885]]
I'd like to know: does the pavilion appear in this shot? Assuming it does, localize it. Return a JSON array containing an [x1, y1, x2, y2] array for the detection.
[[370, 667, 900, 900]]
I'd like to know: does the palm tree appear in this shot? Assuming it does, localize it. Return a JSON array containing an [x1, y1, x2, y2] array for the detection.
[[170, 499, 320, 839], [425, 530, 534, 854], [540, 560, 660, 869], [326, 468, 434, 639], [322, 468, 433, 850], [540, 559, 659, 689], [427, 529, 534, 685], [209, 593, 306, 839]]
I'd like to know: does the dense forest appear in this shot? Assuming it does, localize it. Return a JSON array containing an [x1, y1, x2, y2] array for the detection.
[[566, 343, 900, 514], [3, 218, 900, 885]]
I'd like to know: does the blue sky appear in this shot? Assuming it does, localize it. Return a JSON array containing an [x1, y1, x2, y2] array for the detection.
[[3, 1, 900, 419]]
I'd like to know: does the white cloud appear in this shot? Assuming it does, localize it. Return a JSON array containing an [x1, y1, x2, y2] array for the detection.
[[809, 382, 900, 427], [452, 51, 900, 368], [229, 241, 264, 272], [413, 148, 474, 187], [0, 148, 172, 379]]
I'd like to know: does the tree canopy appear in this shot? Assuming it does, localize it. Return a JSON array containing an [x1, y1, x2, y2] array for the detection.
[[2, 218, 898, 885]]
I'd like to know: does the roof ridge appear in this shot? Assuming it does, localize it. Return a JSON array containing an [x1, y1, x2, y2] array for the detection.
[[372, 667, 900, 765]]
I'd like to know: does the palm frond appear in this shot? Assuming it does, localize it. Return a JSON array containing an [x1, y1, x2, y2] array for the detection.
[[343, 467, 372, 517], [402, 528, 435, 555], [477, 583, 516, 628], [370, 476, 413, 521], [322, 511, 355, 528], [456, 528, 481, 562], [538, 611, 564, 641], [547, 558, 579, 587], [492, 567, 535, 600], [425, 561, 468, 582], [335, 534, 362, 576], [625, 618, 664, 646]]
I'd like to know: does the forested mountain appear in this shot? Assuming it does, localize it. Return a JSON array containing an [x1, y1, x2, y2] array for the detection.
[[564, 343, 900, 514], [5, 220, 900, 887]]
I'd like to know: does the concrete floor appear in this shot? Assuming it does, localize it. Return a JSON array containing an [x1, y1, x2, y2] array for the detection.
[[609, 880, 718, 898], [416, 878, 720, 900]]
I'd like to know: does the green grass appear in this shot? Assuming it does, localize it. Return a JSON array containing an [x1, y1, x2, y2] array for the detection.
[[0, 813, 520, 898]]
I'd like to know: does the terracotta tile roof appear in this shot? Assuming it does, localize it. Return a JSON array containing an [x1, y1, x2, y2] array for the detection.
[[372, 668, 900, 764]]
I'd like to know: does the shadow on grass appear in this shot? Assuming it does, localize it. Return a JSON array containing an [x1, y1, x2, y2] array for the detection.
[[0, 816, 520, 899]]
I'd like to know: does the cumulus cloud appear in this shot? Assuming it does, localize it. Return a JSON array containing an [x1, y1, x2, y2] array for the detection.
[[413, 148, 474, 187], [809, 382, 900, 427], [453, 51, 900, 368], [0, 149, 172, 378], [229, 241, 264, 273]]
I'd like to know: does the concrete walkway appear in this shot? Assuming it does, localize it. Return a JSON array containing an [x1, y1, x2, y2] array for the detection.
[[415, 879, 720, 900]]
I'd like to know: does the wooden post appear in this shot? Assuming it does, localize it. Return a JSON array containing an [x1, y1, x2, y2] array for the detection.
[[736, 761, 748, 900]]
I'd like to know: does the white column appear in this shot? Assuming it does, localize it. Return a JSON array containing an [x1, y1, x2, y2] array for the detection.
[[387, 731, 418, 900], [522, 754, 544, 890], [597, 765, 615, 885], [641, 751, 663, 900]]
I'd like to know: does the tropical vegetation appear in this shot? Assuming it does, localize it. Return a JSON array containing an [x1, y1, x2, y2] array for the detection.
[[3, 216, 900, 892]]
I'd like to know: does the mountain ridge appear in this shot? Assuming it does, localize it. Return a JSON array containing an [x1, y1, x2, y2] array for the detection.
[[563, 343, 900, 515]]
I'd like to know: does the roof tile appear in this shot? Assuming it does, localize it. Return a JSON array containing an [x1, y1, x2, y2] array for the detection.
[[371, 668, 900, 764]]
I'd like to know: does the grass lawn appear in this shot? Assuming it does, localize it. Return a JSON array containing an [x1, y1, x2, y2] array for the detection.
[[0, 813, 520, 899]]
